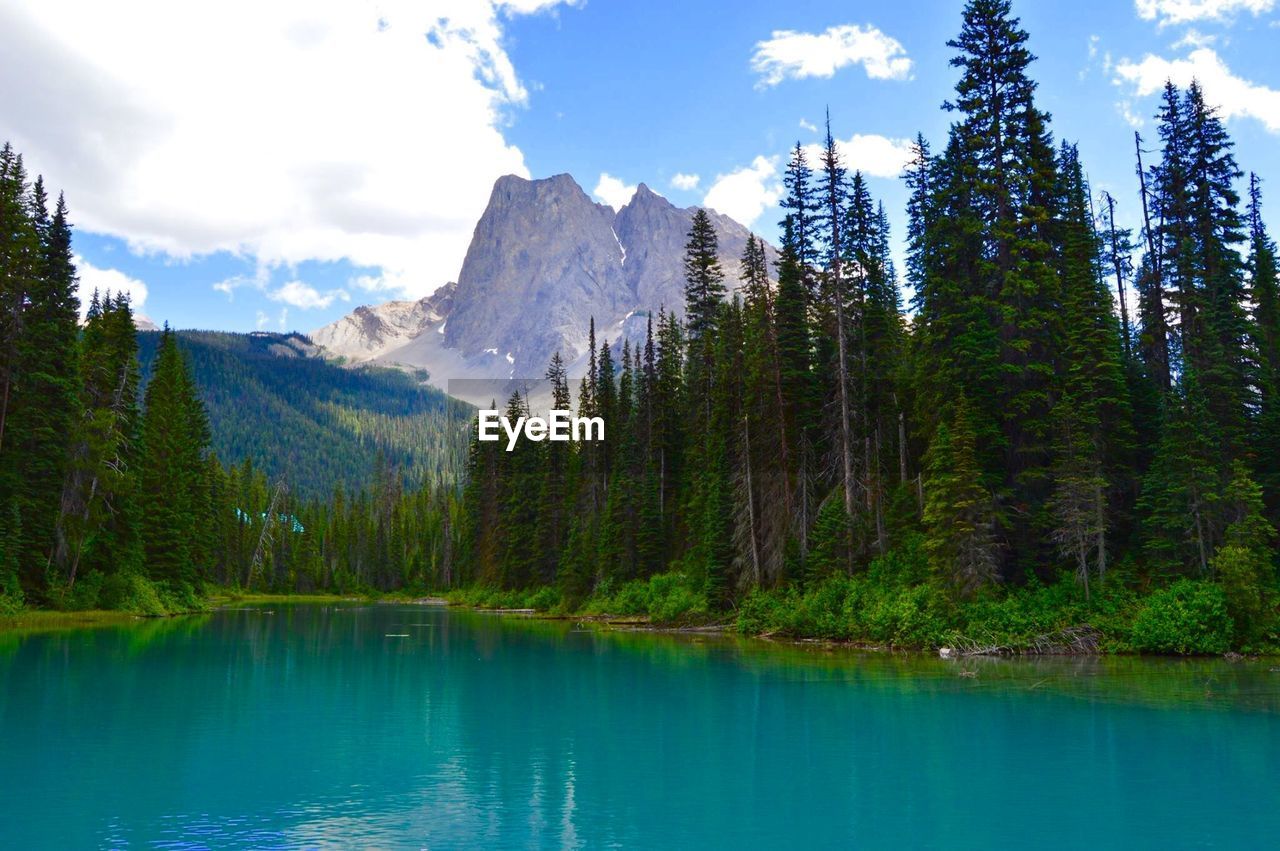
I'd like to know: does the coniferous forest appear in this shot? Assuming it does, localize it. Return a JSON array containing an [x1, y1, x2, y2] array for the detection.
[[4, 0, 1280, 654], [458, 0, 1280, 654], [0, 143, 463, 614]]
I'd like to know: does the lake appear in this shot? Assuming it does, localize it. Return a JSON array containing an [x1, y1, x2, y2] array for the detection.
[[2, 603, 1278, 848]]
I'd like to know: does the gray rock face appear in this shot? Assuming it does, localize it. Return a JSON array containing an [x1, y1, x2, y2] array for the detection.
[[312, 172, 775, 391], [442, 173, 628, 378], [311, 282, 455, 361]]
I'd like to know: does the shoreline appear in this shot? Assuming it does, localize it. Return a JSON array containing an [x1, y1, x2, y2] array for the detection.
[[7, 593, 1277, 661]]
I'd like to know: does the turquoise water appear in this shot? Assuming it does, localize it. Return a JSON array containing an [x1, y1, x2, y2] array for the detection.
[[2, 604, 1278, 848]]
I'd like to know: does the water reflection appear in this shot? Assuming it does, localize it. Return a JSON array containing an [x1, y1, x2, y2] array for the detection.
[[2, 603, 1277, 848]]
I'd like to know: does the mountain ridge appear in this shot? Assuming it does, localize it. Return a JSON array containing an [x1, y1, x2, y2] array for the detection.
[[311, 172, 776, 403]]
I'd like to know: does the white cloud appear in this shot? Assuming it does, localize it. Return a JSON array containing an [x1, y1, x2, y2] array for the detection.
[[1118, 99, 1147, 128], [1113, 47, 1280, 132], [349, 274, 398, 293], [0, 0, 579, 299], [268, 280, 350, 310], [1135, 0, 1274, 25], [751, 24, 912, 88], [255, 311, 270, 330], [212, 265, 270, 300], [703, 156, 783, 227], [670, 172, 701, 191], [799, 118, 819, 133], [74, 255, 148, 317], [802, 134, 915, 179], [1172, 29, 1218, 48], [593, 173, 637, 211]]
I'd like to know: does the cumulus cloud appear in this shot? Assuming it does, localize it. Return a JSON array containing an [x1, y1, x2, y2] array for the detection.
[[1135, 0, 1274, 25], [1113, 47, 1280, 132], [799, 118, 819, 133], [74, 256, 149, 317], [0, 0, 578, 299], [703, 156, 783, 227], [268, 281, 351, 310], [751, 24, 912, 88], [593, 173, 638, 211], [670, 172, 701, 191], [803, 134, 915, 179]]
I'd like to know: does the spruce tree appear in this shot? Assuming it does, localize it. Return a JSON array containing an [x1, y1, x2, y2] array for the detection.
[[922, 398, 999, 596], [941, 0, 1063, 576], [1246, 174, 1280, 513], [137, 328, 211, 587]]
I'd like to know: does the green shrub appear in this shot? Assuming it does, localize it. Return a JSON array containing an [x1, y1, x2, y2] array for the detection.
[[648, 575, 708, 624], [99, 572, 168, 616], [0, 589, 21, 616], [525, 585, 561, 612], [867, 532, 929, 586], [858, 583, 951, 647], [1130, 580, 1232, 654], [735, 587, 794, 635], [159, 581, 207, 614], [600, 579, 651, 616], [1213, 544, 1272, 643], [66, 571, 106, 610]]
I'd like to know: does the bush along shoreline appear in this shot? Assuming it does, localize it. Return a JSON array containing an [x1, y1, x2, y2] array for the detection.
[[444, 541, 1276, 657]]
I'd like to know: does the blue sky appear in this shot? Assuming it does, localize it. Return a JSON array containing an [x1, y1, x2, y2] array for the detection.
[[3, 0, 1279, 333]]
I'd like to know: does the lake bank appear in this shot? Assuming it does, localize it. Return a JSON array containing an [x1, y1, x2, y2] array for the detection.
[[8, 579, 1276, 661]]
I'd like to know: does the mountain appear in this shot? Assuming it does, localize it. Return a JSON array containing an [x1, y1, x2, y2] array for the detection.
[[312, 173, 775, 402], [137, 330, 473, 499]]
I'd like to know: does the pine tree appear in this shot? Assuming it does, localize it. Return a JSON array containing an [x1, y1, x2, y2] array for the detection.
[[683, 209, 726, 342], [942, 0, 1063, 576], [57, 291, 144, 585], [737, 235, 791, 587], [1046, 144, 1134, 592], [533, 351, 572, 584], [922, 398, 999, 596], [1152, 83, 1252, 455], [683, 208, 725, 437], [0, 172, 82, 594], [817, 114, 859, 534], [497, 391, 540, 589], [1138, 375, 1223, 576], [1213, 461, 1275, 641], [1246, 174, 1280, 514], [652, 308, 685, 542], [775, 173, 819, 564], [137, 327, 212, 587]]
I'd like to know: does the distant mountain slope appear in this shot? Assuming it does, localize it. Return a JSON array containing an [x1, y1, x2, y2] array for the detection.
[[137, 330, 472, 499], [312, 173, 776, 403]]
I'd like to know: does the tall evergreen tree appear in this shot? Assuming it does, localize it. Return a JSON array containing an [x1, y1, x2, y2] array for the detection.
[[922, 397, 999, 596], [1247, 174, 1280, 513], [137, 327, 211, 587]]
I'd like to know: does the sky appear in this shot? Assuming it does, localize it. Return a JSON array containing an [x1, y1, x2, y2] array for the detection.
[[2, 0, 1279, 334]]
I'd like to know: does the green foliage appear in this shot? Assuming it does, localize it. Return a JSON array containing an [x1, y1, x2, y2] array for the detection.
[[136, 330, 470, 500], [98, 572, 169, 617], [735, 574, 951, 646], [581, 572, 709, 625], [1129, 581, 1232, 655], [1212, 545, 1272, 644]]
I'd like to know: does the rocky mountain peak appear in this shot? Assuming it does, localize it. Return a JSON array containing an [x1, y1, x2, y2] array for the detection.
[[312, 171, 776, 403]]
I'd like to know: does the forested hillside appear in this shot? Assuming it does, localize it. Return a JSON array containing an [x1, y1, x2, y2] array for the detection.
[[0, 141, 467, 612], [455, 0, 1280, 654], [136, 330, 471, 499]]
